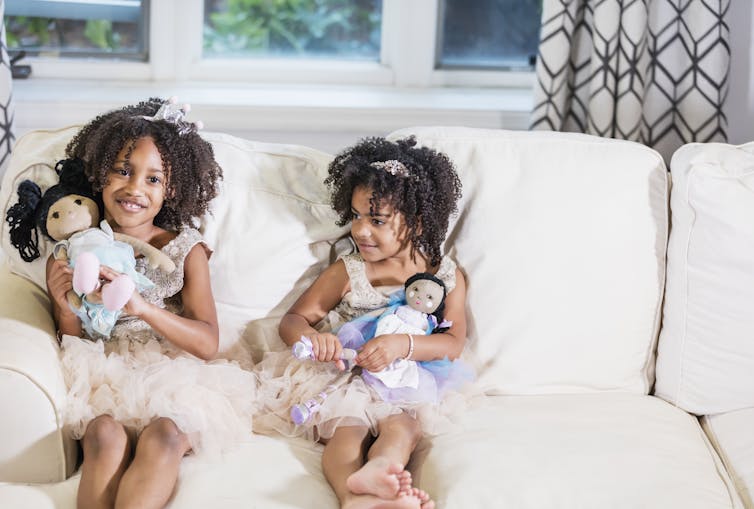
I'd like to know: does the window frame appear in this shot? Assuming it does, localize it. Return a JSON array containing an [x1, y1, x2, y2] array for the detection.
[[12, 0, 535, 88]]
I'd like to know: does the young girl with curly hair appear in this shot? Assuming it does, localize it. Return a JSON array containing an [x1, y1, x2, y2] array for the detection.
[[255, 136, 469, 509], [46, 98, 255, 508]]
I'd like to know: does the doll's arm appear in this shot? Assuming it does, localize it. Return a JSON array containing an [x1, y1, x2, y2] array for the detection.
[[114, 233, 176, 273], [50, 242, 86, 310]]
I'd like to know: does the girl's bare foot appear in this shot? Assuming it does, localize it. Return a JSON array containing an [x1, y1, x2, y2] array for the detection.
[[409, 487, 435, 509], [346, 456, 405, 500], [396, 470, 412, 495], [342, 493, 421, 509]]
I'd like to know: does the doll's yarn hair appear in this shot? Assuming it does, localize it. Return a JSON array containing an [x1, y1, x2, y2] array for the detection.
[[405, 272, 447, 330], [5, 158, 98, 262], [325, 136, 462, 267]]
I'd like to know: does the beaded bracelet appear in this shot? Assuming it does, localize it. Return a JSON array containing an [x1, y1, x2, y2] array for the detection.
[[405, 334, 415, 361]]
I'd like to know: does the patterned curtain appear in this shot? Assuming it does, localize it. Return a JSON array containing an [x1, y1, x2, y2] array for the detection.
[[530, 0, 730, 160], [0, 0, 14, 179]]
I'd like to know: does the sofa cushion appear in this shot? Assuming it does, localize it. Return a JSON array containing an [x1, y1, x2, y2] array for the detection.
[[0, 434, 337, 509], [414, 394, 741, 509], [389, 127, 668, 395], [655, 142, 754, 414], [0, 126, 78, 290], [0, 395, 740, 509], [0, 128, 346, 354], [702, 408, 754, 509]]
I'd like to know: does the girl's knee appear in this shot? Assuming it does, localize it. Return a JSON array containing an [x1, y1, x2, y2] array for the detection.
[[381, 414, 421, 442], [82, 415, 129, 458], [139, 417, 190, 456]]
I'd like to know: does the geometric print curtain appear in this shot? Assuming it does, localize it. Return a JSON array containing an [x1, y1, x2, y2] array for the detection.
[[530, 0, 730, 161], [0, 0, 14, 179]]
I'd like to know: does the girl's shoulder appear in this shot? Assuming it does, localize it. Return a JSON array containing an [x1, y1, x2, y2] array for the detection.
[[435, 255, 458, 294], [163, 228, 204, 254], [339, 252, 366, 279]]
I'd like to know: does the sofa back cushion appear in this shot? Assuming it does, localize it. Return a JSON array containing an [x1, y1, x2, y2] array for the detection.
[[0, 127, 345, 355], [3, 125, 669, 394], [655, 142, 754, 415], [388, 127, 668, 394]]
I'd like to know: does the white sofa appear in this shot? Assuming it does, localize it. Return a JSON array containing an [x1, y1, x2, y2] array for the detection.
[[0, 125, 752, 508]]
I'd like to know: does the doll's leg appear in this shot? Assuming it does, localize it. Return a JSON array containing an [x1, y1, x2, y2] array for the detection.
[[115, 417, 191, 509], [101, 275, 135, 312], [78, 415, 133, 509], [72, 252, 101, 295]]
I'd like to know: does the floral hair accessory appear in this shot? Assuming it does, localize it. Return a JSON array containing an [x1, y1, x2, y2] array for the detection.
[[369, 160, 411, 178], [140, 96, 203, 135]]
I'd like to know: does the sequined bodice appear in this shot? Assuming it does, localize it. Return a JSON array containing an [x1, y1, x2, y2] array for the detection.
[[101, 228, 205, 343]]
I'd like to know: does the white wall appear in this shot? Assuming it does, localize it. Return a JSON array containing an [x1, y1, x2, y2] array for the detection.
[[725, 1, 754, 144]]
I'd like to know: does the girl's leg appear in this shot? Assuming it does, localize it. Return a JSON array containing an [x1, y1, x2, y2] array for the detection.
[[114, 417, 191, 509], [322, 425, 371, 505], [346, 414, 423, 501], [77, 415, 133, 509]]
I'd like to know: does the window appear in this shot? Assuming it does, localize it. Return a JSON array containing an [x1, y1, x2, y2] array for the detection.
[[203, 0, 382, 61], [438, 0, 541, 70], [4, 0, 148, 60], [4, 0, 541, 87]]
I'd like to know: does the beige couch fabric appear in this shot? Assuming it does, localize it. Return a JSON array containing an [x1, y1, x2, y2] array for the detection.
[[0, 126, 744, 508], [390, 127, 668, 396], [703, 409, 754, 509], [655, 142, 754, 415]]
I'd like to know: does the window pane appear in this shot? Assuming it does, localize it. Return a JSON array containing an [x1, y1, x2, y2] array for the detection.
[[4, 0, 148, 60], [203, 0, 382, 60], [438, 0, 541, 70]]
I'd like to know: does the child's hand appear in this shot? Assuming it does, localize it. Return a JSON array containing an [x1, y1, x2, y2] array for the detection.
[[96, 265, 147, 317], [46, 258, 76, 316], [356, 334, 407, 372], [307, 332, 345, 369]]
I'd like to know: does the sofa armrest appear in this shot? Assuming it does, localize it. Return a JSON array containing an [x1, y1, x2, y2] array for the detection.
[[0, 262, 77, 482]]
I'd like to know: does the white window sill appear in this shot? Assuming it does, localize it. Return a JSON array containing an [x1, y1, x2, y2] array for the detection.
[[13, 79, 533, 136]]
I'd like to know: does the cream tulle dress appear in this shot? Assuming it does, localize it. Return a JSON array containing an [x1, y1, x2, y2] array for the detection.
[[253, 253, 473, 442], [60, 228, 256, 456]]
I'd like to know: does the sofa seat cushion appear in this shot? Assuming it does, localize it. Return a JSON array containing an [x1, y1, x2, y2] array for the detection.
[[413, 393, 741, 509], [0, 394, 740, 509], [0, 434, 337, 509], [703, 408, 754, 508]]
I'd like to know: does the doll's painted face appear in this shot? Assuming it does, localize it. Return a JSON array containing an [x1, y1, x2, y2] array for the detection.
[[46, 194, 100, 241], [406, 278, 445, 314]]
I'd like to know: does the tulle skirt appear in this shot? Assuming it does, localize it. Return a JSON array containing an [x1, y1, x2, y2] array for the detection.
[[252, 349, 474, 442], [60, 334, 257, 456]]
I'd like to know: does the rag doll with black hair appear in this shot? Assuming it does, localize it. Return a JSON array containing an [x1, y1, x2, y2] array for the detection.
[[291, 272, 472, 424], [6, 158, 174, 339]]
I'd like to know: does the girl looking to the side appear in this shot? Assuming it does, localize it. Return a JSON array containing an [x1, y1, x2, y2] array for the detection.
[[255, 136, 467, 509]]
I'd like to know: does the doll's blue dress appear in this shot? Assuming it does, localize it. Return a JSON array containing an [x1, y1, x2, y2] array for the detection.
[[54, 220, 154, 339], [59, 228, 255, 455]]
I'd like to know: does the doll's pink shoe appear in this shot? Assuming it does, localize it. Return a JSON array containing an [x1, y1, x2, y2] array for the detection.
[[72, 252, 100, 295], [102, 274, 135, 311]]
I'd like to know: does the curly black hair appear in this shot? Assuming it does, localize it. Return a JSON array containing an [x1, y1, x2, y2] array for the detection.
[[64, 97, 222, 231], [325, 136, 462, 267]]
